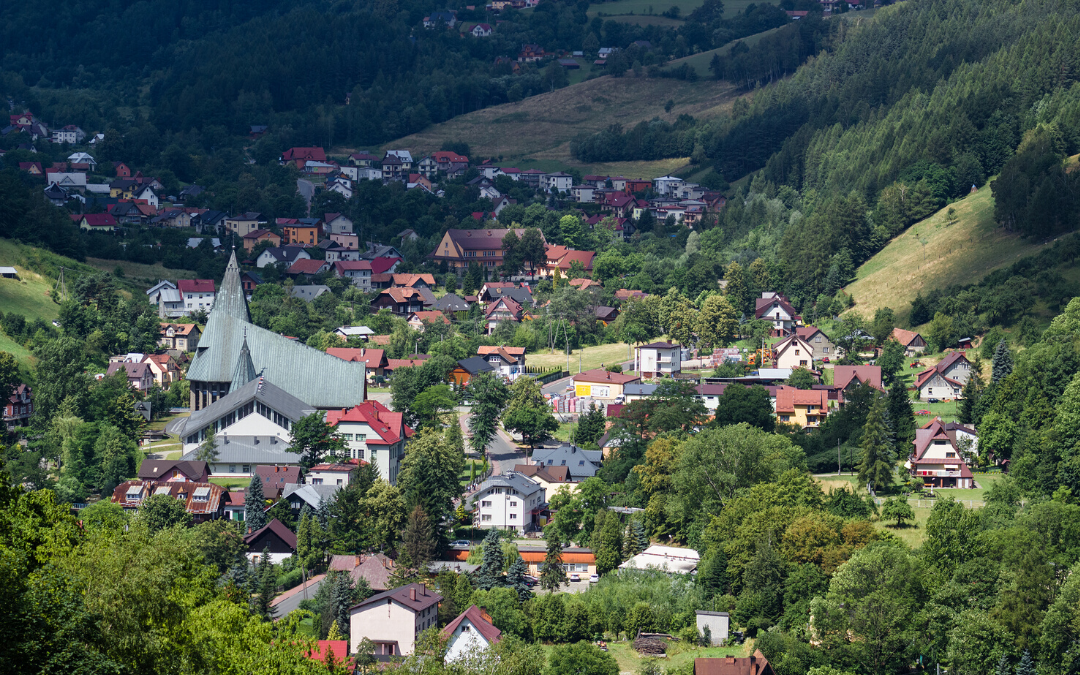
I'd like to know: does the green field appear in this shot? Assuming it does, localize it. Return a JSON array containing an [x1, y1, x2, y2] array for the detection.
[[666, 25, 785, 75], [86, 257, 198, 286], [527, 341, 633, 372], [383, 75, 737, 176], [844, 185, 1051, 324], [210, 477, 252, 489], [539, 639, 751, 670]]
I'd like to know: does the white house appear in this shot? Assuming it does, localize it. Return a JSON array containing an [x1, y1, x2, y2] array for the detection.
[[620, 544, 699, 573], [177, 279, 216, 313], [469, 472, 545, 533], [653, 175, 684, 196], [333, 260, 374, 289], [324, 213, 354, 234], [443, 605, 502, 662], [915, 352, 972, 401], [695, 611, 730, 645], [335, 326, 375, 340], [635, 341, 682, 378], [53, 126, 86, 144], [470, 23, 493, 37], [754, 292, 798, 335], [326, 401, 413, 485], [544, 172, 573, 193], [327, 178, 354, 199], [147, 280, 187, 318], [476, 346, 526, 380], [256, 246, 311, 269], [47, 172, 87, 189], [772, 334, 816, 370], [134, 184, 159, 208], [350, 583, 442, 658]]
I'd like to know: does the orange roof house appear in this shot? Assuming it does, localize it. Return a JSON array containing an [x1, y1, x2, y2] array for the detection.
[[892, 327, 927, 354], [774, 386, 831, 429]]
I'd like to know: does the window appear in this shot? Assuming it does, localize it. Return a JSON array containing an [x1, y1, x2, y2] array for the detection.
[[510, 502, 518, 507], [946, 452, 956, 458], [481, 500, 491, 507], [312, 478, 323, 485], [337, 479, 343, 486], [509, 513, 517, 520], [481, 514, 491, 522], [229, 464, 236, 473], [780, 415, 790, 422], [242, 465, 251, 473]]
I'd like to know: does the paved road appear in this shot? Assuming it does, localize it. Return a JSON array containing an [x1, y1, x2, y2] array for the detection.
[[488, 427, 526, 475], [542, 376, 574, 396], [297, 179, 314, 212], [272, 573, 325, 617]]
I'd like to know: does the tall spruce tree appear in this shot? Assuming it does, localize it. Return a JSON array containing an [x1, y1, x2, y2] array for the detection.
[[958, 369, 984, 425], [887, 379, 916, 446], [858, 396, 895, 492], [539, 528, 568, 591], [255, 545, 276, 620], [1015, 651, 1036, 675], [697, 549, 729, 600], [992, 339, 1013, 383], [507, 555, 533, 601], [477, 529, 505, 590], [401, 505, 435, 574], [245, 473, 267, 532]]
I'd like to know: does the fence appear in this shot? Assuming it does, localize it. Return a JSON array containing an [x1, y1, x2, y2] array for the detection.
[[874, 497, 985, 509], [530, 369, 569, 386]]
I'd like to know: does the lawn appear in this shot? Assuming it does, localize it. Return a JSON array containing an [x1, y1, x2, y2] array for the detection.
[[588, 0, 705, 19], [382, 75, 737, 174], [460, 459, 487, 486], [540, 639, 751, 671], [552, 421, 574, 442], [0, 333, 33, 370], [527, 342, 634, 372], [844, 186, 1052, 323], [874, 505, 933, 548], [210, 476, 252, 489]]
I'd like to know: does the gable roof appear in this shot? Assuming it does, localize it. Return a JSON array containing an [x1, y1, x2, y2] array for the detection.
[[892, 327, 925, 347], [106, 361, 153, 380], [410, 310, 451, 325], [444, 228, 530, 251], [170, 377, 314, 439], [326, 400, 414, 445], [693, 651, 774, 675], [287, 259, 328, 275], [456, 356, 496, 375], [774, 386, 829, 413], [915, 352, 971, 390], [833, 365, 882, 391], [255, 464, 302, 489], [244, 518, 297, 550], [443, 605, 502, 645], [326, 348, 387, 368], [137, 459, 208, 481], [282, 147, 327, 162], [177, 279, 215, 294], [513, 463, 571, 484], [755, 294, 796, 320], [530, 445, 602, 479], [434, 294, 470, 312], [351, 583, 442, 614], [572, 368, 640, 385], [795, 326, 829, 342]]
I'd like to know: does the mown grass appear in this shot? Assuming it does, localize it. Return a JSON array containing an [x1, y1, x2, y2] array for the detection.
[[538, 639, 751, 671], [210, 476, 252, 489], [845, 186, 1051, 324], [527, 342, 634, 373]]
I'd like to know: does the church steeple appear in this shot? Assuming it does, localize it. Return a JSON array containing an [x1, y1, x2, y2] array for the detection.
[[215, 248, 251, 323], [229, 330, 257, 393]]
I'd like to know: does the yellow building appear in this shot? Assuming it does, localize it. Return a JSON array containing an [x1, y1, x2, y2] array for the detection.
[[572, 369, 640, 399], [775, 386, 832, 429]]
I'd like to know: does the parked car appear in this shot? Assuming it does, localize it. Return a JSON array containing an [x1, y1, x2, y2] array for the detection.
[[450, 540, 471, 548], [928, 398, 940, 404], [822, 357, 830, 363], [569, 573, 581, 582], [916, 409, 932, 415], [589, 574, 600, 583], [523, 575, 539, 587]]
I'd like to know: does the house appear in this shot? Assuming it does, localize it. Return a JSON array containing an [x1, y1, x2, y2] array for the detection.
[[432, 151, 469, 172], [286, 258, 331, 278], [572, 369, 640, 400], [179, 184, 204, 201], [833, 365, 883, 393], [280, 147, 327, 167], [540, 246, 596, 278], [143, 353, 181, 388], [177, 279, 216, 313], [388, 273, 437, 289], [614, 289, 649, 302], [327, 400, 414, 484], [695, 611, 730, 645], [484, 297, 524, 334], [241, 271, 263, 298], [429, 228, 542, 271], [570, 278, 603, 291], [477, 346, 526, 379], [106, 362, 155, 391], [434, 293, 471, 319], [225, 212, 265, 237], [915, 352, 972, 400], [531, 444, 602, 482], [47, 171, 88, 189], [349, 583, 442, 658], [334, 326, 375, 341], [331, 260, 373, 288], [282, 222, 320, 246], [470, 22, 493, 36], [330, 553, 396, 591], [774, 386, 832, 429], [512, 463, 574, 497], [283, 483, 340, 511], [653, 175, 684, 196], [594, 306, 619, 324], [255, 464, 302, 500], [424, 9, 457, 27], [450, 356, 497, 388], [44, 183, 70, 206], [371, 287, 435, 315], [693, 651, 774, 675], [3, 384, 32, 430], [112, 480, 226, 523], [324, 213, 354, 235], [290, 285, 331, 301], [772, 334, 816, 370], [137, 459, 211, 484], [892, 328, 928, 355], [19, 161, 43, 175], [755, 292, 798, 336], [257, 245, 311, 269], [194, 210, 228, 234], [222, 490, 245, 522], [480, 284, 533, 306], [134, 184, 159, 208], [307, 459, 363, 488], [407, 310, 451, 333], [242, 229, 281, 251], [636, 342, 682, 378], [326, 347, 388, 380], [909, 418, 976, 489], [468, 472, 546, 532], [620, 544, 700, 573], [544, 171, 574, 192], [444, 605, 502, 661], [796, 326, 836, 361], [158, 322, 201, 351], [331, 232, 360, 250], [244, 519, 297, 563]]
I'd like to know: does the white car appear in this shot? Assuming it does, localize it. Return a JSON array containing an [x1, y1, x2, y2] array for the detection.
[[589, 574, 600, 583], [569, 573, 581, 582], [450, 540, 471, 548]]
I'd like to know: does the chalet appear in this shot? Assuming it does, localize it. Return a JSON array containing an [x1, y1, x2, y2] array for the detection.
[[477, 346, 526, 379], [484, 297, 524, 333], [833, 365, 883, 393], [470, 22, 493, 36], [280, 147, 327, 168], [225, 212, 265, 237], [518, 44, 545, 62], [892, 328, 928, 355], [3, 384, 32, 430], [909, 418, 976, 489], [156, 322, 199, 352], [112, 480, 226, 523], [143, 353, 181, 388], [594, 306, 618, 324], [449, 356, 497, 388], [772, 334, 816, 370], [531, 444, 603, 482], [244, 519, 297, 563], [137, 459, 211, 484], [775, 386, 831, 429], [430, 228, 541, 271], [388, 273, 437, 289], [915, 352, 972, 400], [324, 213, 354, 235], [371, 287, 435, 315], [755, 292, 798, 336], [615, 289, 649, 302], [795, 326, 836, 361], [327, 400, 414, 485], [242, 229, 281, 251], [19, 161, 43, 175], [444, 605, 502, 662], [434, 293, 471, 319], [540, 246, 596, 278]]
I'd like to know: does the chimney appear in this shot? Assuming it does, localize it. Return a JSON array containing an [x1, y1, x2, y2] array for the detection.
[[421, 583, 426, 595], [410, 588, 416, 601]]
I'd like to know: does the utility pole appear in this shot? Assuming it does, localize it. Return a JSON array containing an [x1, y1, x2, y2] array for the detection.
[[837, 439, 841, 476]]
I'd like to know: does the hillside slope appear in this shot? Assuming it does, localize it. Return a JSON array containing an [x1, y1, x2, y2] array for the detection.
[[384, 74, 739, 177], [844, 186, 1052, 322]]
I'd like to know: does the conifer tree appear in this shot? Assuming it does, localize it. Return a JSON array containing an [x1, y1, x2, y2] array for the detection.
[[297, 504, 315, 576], [539, 528, 568, 591], [858, 396, 895, 492], [401, 505, 435, 575], [506, 554, 533, 601], [330, 572, 353, 635], [255, 545, 276, 620], [992, 339, 1013, 383], [245, 473, 267, 532], [477, 529, 505, 590], [327, 620, 343, 641], [958, 368, 984, 425], [697, 549, 729, 600], [631, 518, 649, 554], [994, 655, 1011, 675], [1015, 651, 1036, 675], [887, 379, 916, 446]]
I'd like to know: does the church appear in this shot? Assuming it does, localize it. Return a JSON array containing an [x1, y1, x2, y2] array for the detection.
[[185, 250, 367, 411]]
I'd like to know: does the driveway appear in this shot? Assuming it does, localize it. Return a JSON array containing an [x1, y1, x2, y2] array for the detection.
[[272, 573, 325, 618]]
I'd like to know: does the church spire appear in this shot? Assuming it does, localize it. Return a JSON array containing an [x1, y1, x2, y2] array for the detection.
[[229, 329, 257, 393], [214, 249, 251, 323]]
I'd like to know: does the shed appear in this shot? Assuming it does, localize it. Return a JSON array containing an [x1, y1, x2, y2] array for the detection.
[[0, 267, 18, 279], [695, 611, 730, 645]]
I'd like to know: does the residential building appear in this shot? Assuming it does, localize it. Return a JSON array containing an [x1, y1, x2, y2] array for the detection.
[[324, 213, 354, 235], [450, 356, 496, 387], [774, 386, 831, 429], [833, 365, 883, 393], [307, 459, 362, 488], [795, 326, 836, 361], [429, 228, 542, 271], [143, 353, 181, 388], [434, 293, 471, 319], [512, 463, 574, 496], [112, 480, 225, 522], [446, 546, 595, 576], [257, 245, 311, 269], [286, 258, 331, 277], [636, 342, 682, 378], [241, 271, 263, 298], [330, 553, 396, 591], [915, 352, 972, 400], [280, 147, 327, 167], [334, 326, 375, 340], [371, 287, 435, 315], [244, 519, 296, 563], [572, 369, 640, 400], [282, 222, 320, 246], [158, 322, 201, 351], [283, 483, 340, 511], [544, 172, 574, 192], [256, 464, 302, 499], [444, 606, 502, 662], [530, 444, 602, 481], [540, 246, 596, 278], [893, 328, 928, 355], [477, 346, 526, 379], [52, 125, 86, 144], [755, 292, 798, 336], [242, 228, 280, 251], [78, 213, 118, 232], [326, 347, 388, 380], [468, 472, 546, 532], [909, 418, 976, 489], [3, 383, 32, 430], [106, 362, 155, 391], [326, 401, 414, 484], [349, 583, 442, 658], [407, 310, 451, 333], [178, 279, 216, 313], [693, 651, 774, 675], [772, 334, 816, 370], [137, 459, 211, 484], [484, 297, 524, 334], [223, 490, 245, 522]]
